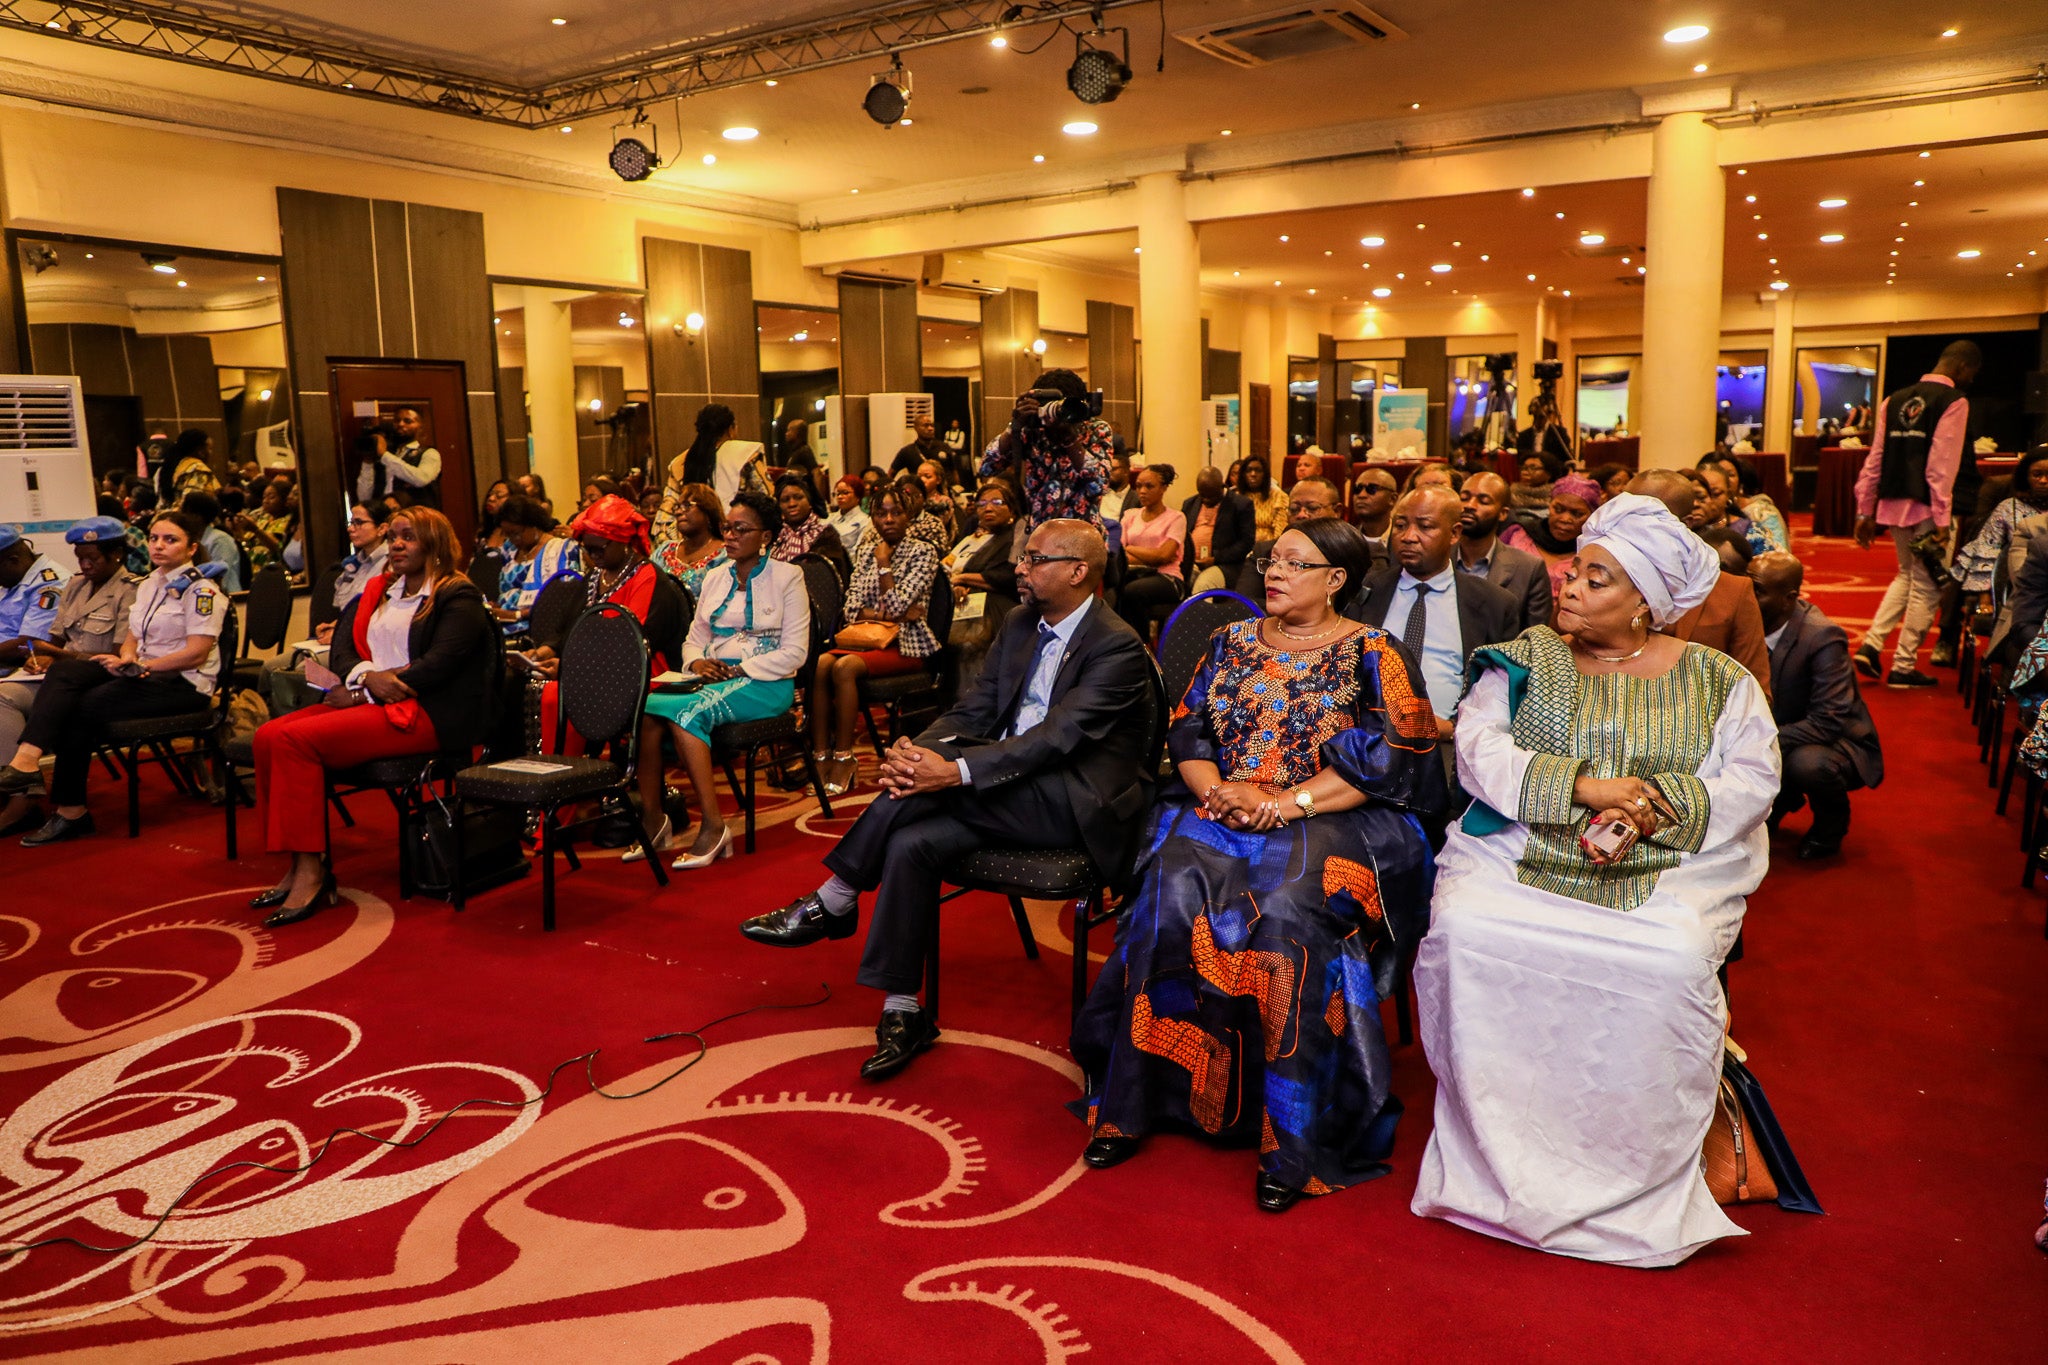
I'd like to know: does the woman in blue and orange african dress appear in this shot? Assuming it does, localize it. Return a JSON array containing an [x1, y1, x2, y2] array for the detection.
[[1071, 517, 1446, 1213]]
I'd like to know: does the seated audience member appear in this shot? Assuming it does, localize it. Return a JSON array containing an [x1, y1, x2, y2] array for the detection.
[[1179, 466, 1254, 594], [0, 511, 222, 847], [810, 483, 941, 798], [1405, 463, 1465, 495], [870, 478, 951, 556], [1628, 470, 1773, 699], [476, 480, 512, 557], [1072, 517, 1445, 1211], [653, 482, 728, 597], [1293, 450, 1326, 486], [741, 520, 1155, 1082], [160, 428, 219, 501], [825, 474, 873, 549], [1688, 461, 1755, 547], [859, 465, 886, 512], [1456, 472, 1553, 631], [1237, 454, 1289, 542], [1750, 550, 1882, 859], [978, 369, 1113, 530], [1502, 472, 1602, 601], [1953, 446, 2048, 642], [1117, 463, 1187, 639], [1697, 525, 1754, 577], [772, 473, 850, 583], [1729, 455, 1791, 554], [779, 417, 826, 502], [1346, 486, 1520, 740], [1234, 474, 1351, 599], [248, 508, 493, 925], [0, 527, 69, 675], [1449, 428, 1488, 474], [1350, 467, 1398, 550], [631, 490, 808, 869], [514, 471, 553, 518], [121, 482, 159, 574], [1098, 450, 1133, 524], [1589, 462, 1634, 504], [916, 459, 967, 543], [577, 476, 620, 513], [492, 494, 580, 628], [943, 479, 1026, 698], [889, 412, 947, 482], [0, 519, 137, 835], [1411, 493, 1779, 1266], [181, 491, 244, 593], [229, 478, 295, 573], [1508, 453, 1558, 513], [261, 501, 391, 717]]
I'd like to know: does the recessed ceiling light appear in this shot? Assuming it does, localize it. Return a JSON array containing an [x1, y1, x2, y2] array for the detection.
[[1526, 273, 1537, 281], [1372, 287, 1392, 298], [1895, 236, 1905, 242], [1409, 102, 1421, 110], [1562, 289, 1572, 297], [1308, 288, 1317, 295], [1664, 24, 1710, 43], [1768, 257, 1778, 264], [1940, 26, 1958, 37], [1480, 254, 1489, 261], [1431, 263, 1452, 273], [1914, 179, 1925, 186], [551, 16, 567, 25], [1279, 234, 1289, 242], [850, 188, 859, 194], [1890, 250, 1899, 256], [1062, 120, 1097, 135], [899, 117, 912, 126], [1735, 168, 1747, 175], [256, 274, 266, 282], [1032, 153, 1045, 162], [151, 262, 177, 274], [1132, 246, 1141, 254], [1578, 233, 1605, 246], [1396, 272, 1405, 279], [1324, 249, 1333, 256], [1899, 221, 1910, 227], [765, 80, 778, 87], [1621, 256, 1631, 264], [1919, 151, 1931, 157], [1693, 62, 1708, 73], [1819, 198, 1847, 208], [1957, 248, 1981, 258], [560, 126, 573, 134], [1554, 211, 1565, 220], [722, 126, 759, 140], [176, 279, 188, 288], [1757, 232, 1768, 240], [1820, 234, 1844, 243], [1521, 187, 1535, 197], [1908, 201, 1919, 207], [1770, 280, 1790, 291], [1220, 129, 1232, 136], [1752, 215, 1762, 221], [1360, 236, 1384, 247], [1451, 240, 1462, 247], [1232, 271, 1240, 277], [1636, 267, 1645, 275], [1745, 194, 1756, 203]]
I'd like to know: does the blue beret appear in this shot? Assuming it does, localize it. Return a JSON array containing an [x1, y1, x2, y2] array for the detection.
[[65, 516, 129, 546], [0, 527, 19, 552]]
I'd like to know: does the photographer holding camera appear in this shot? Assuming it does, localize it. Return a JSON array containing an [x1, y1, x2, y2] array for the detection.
[[979, 368, 1115, 530]]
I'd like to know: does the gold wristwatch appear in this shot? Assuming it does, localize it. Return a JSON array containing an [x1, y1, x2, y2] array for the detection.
[[1292, 788, 1315, 820]]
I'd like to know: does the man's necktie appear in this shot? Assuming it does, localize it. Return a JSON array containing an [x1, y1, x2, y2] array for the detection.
[[1402, 581, 1433, 651]]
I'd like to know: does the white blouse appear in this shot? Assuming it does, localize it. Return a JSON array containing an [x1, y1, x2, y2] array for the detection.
[[682, 556, 810, 681], [347, 579, 428, 686]]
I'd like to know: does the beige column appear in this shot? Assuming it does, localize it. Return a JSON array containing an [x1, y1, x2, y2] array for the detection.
[[522, 286, 580, 504], [1136, 171, 1203, 477], [1764, 290, 1796, 455], [1638, 113, 1725, 469]]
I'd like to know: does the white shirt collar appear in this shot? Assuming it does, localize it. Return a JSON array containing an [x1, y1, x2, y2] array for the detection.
[[1764, 621, 1788, 652], [1397, 561, 1458, 594], [1038, 593, 1093, 648]]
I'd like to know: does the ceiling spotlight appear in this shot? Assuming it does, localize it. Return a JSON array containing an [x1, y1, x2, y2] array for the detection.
[[1031, 338, 1048, 354], [1940, 26, 1958, 37], [1919, 150, 1930, 157], [1554, 211, 1565, 219], [1062, 120, 1097, 135], [146, 257, 178, 275], [1279, 234, 1289, 242], [1067, 24, 1133, 105], [990, 33, 1008, 48], [259, 388, 273, 400], [551, 17, 567, 25], [1526, 273, 1537, 281], [1430, 263, 1452, 273], [765, 79, 779, 87], [1578, 233, 1606, 246], [1372, 287, 1392, 298], [1957, 249, 1981, 258], [1819, 198, 1848, 208], [1032, 153, 1045, 162], [1664, 24, 1709, 43], [721, 125, 759, 141], [1914, 179, 1925, 186], [863, 55, 912, 125], [792, 330, 808, 341], [560, 126, 573, 134], [1360, 236, 1384, 247], [703, 153, 717, 165], [255, 274, 265, 282], [176, 279, 188, 288], [1692, 62, 1708, 73], [1820, 233, 1844, 243], [608, 117, 661, 181], [1521, 187, 1535, 197]]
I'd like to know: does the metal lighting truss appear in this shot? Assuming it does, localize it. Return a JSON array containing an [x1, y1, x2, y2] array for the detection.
[[0, 0, 1156, 126]]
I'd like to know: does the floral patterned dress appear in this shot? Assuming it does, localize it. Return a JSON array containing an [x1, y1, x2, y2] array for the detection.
[[1071, 619, 1445, 1197], [980, 417, 1115, 529]]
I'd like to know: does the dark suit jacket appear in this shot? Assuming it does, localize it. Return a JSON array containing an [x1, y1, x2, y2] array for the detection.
[[1469, 538, 1553, 633], [1768, 598, 1883, 788], [1667, 571, 1773, 703], [329, 577, 497, 751], [1991, 524, 2048, 665], [1343, 563, 1522, 689], [1178, 492, 1255, 579], [916, 597, 1157, 883]]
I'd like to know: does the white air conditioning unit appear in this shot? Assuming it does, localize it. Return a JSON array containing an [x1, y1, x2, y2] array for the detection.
[[0, 374, 94, 528], [921, 252, 1008, 295], [869, 392, 936, 465], [1177, 2, 1407, 69], [1200, 396, 1240, 466], [821, 256, 922, 284]]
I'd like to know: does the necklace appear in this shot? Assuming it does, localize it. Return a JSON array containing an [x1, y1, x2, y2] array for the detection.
[[1583, 639, 1649, 663], [1273, 616, 1348, 642]]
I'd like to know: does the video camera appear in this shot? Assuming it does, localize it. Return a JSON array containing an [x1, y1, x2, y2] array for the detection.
[[1023, 387, 1104, 427]]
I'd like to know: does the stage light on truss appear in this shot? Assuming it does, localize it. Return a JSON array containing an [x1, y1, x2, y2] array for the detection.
[[1067, 24, 1132, 105], [607, 112, 662, 181], [864, 55, 911, 126]]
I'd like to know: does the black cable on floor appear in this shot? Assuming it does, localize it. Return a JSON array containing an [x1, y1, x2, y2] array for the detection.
[[0, 983, 832, 1262]]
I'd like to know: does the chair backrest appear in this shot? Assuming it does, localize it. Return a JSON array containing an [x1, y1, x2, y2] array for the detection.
[[556, 604, 650, 752], [467, 546, 505, 595], [924, 564, 954, 645], [306, 561, 346, 633], [645, 568, 690, 670], [797, 554, 844, 672], [211, 598, 240, 700], [1158, 589, 1262, 708], [240, 564, 293, 654], [526, 570, 588, 651]]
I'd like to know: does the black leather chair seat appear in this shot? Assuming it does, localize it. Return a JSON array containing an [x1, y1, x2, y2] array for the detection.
[[945, 846, 1100, 900], [454, 755, 622, 806], [102, 706, 215, 744], [710, 713, 801, 749]]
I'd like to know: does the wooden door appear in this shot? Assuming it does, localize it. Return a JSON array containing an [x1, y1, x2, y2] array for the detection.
[[1248, 383, 1271, 462], [329, 360, 477, 549]]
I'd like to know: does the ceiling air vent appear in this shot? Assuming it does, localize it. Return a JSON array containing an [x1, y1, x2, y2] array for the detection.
[[1177, 2, 1408, 68]]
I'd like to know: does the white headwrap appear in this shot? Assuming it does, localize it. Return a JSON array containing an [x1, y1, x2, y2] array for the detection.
[[1576, 491, 1722, 627]]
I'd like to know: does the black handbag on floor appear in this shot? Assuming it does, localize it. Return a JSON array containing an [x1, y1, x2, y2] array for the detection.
[[406, 792, 530, 901]]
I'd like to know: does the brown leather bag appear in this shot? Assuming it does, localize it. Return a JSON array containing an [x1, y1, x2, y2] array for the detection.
[[834, 621, 901, 652], [1703, 1072, 1779, 1205]]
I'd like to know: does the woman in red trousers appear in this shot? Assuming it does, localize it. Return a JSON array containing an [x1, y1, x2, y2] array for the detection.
[[250, 506, 494, 926]]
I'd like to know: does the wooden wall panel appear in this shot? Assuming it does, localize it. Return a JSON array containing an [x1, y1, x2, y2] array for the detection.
[[836, 277, 921, 475], [129, 335, 179, 433], [498, 364, 528, 477], [69, 326, 130, 396], [370, 200, 416, 358], [1315, 333, 1337, 453], [1403, 335, 1450, 460], [1206, 349, 1241, 398], [643, 237, 761, 468], [702, 244, 760, 439], [574, 364, 627, 483], [405, 202, 499, 490], [981, 288, 1040, 452], [1086, 299, 1137, 446], [28, 323, 224, 462]]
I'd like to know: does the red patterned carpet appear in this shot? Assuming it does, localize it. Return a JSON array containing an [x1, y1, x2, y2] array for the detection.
[[2, 517, 2044, 1362]]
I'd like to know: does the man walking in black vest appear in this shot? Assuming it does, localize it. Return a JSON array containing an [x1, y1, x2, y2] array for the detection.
[[1851, 339, 1980, 688]]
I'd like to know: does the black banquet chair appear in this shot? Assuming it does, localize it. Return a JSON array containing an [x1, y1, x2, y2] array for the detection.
[[453, 603, 668, 929], [1156, 588, 1263, 708], [304, 560, 347, 639], [516, 569, 587, 652], [102, 602, 240, 851], [229, 563, 293, 693], [858, 564, 954, 756]]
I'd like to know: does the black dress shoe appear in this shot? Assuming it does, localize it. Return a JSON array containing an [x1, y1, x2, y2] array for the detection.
[[739, 893, 857, 948], [0, 766, 44, 798], [1083, 1135, 1140, 1170], [1254, 1172, 1305, 1214], [0, 803, 43, 838], [21, 811, 93, 847], [264, 872, 339, 928], [1796, 835, 1844, 861], [859, 1008, 939, 1081]]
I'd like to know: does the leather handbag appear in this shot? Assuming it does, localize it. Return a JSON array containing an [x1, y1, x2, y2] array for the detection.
[[834, 620, 901, 651], [1703, 1070, 1779, 1205]]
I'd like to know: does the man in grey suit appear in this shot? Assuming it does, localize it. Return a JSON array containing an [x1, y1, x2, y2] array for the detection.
[[1751, 552, 1883, 860], [1456, 472, 1553, 632]]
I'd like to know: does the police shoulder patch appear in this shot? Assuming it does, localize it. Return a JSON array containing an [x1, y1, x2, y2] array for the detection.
[[195, 588, 216, 616], [37, 567, 59, 582], [36, 589, 58, 610]]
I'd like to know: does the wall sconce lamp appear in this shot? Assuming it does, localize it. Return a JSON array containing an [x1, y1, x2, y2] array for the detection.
[[1030, 337, 1047, 355], [588, 398, 603, 414], [673, 311, 706, 342]]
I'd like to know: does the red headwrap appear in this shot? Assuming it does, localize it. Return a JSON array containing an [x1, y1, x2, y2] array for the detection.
[[568, 494, 651, 558]]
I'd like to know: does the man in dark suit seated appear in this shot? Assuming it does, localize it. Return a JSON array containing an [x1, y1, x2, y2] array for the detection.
[[1750, 551, 1883, 860], [1180, 466, 1254, 593], [740, 518, 1156, 1080], [1455, 471, 1553, 631], [1630, 470, 1773, 701], [1234, 476, 1370, 599], [1343, 487, 1519, 805]]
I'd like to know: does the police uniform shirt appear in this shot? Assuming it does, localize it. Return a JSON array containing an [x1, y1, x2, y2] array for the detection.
[[0, 553, 70, 673], [51, 571, 139, 656], [130, 564, 225, 694]]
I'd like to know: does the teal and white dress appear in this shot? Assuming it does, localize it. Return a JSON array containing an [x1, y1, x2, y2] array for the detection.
[[648, 556, 810, 744], [1410, 628, 1780, 1268]]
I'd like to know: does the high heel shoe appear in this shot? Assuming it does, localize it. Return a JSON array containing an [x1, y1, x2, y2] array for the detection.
[[248, 880, 295, 910], [264, 870, 339, 928], [621, 814, 674, 864], [671, 826, 733, 870]]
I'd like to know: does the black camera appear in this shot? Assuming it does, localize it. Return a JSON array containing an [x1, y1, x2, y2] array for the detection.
[[1023, 387, 1104, 426], [1483, 352, 1515, 373], [1531, 359, 1565, 382]]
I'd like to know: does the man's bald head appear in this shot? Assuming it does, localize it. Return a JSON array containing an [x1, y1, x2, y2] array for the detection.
[[1398, 485, 1464, 524], [1035, 517, 1106, 583], [1196, 466, 1224, 500], [1465, 471, 1508, 501], [1289, 476, 1342, 523], [1629, 469, 1699, 521], [1747, 550, 1804, 634]]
